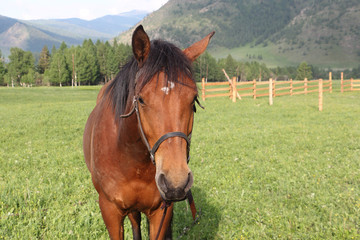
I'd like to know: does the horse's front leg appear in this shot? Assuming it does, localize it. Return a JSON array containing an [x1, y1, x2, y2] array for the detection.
[[128, 211, 142, 240], [147, 203, 174, 240], [99, 193, 126, 240]]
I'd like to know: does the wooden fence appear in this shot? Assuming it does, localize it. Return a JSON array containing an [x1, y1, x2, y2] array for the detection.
[[341, 72, 360, 92], [201, 81, 231, 100], [201, 77, 332, 101], [202, 72, 360, 102]]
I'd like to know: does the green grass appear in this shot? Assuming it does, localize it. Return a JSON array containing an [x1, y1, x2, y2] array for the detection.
[[1, 86, 360, 239]]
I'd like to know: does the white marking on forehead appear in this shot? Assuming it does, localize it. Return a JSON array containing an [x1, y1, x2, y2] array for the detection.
[[161, 81, 175, 95]]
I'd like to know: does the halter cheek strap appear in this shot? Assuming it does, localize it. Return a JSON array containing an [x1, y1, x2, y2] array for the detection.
[[121, 96, 192, 165]]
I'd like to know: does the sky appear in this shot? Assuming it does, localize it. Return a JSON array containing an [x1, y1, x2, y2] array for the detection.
[[0, 0, 169, 20]]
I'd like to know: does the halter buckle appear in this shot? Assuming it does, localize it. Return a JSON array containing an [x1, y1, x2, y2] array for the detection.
[[150, 153, 156, 165]]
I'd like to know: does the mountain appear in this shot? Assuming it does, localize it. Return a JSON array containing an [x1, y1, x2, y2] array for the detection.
[[0, 10, 148, 57], [0, 16, 68, 56], [26, 10, 148, 36], [115, 0, 360, 68]]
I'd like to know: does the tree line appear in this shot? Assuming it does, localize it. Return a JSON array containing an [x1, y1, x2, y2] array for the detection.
[[0, 40, 132, 87], [0, 41, 359, 87]]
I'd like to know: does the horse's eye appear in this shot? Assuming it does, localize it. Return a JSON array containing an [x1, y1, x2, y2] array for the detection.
[[138, 96, 145, 105]]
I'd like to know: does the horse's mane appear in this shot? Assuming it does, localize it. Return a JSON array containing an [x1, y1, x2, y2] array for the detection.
[[105, 39, 196, 123]]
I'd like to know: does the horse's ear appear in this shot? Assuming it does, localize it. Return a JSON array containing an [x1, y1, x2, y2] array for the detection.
[[183, 31, 215, 62], [132, 25, 151, 67]]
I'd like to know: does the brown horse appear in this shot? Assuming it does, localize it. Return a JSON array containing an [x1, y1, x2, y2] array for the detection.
[[83, 25, 214, 240]]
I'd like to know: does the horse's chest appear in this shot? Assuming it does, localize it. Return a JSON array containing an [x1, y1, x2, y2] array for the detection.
[[104, 172, 161, 212]]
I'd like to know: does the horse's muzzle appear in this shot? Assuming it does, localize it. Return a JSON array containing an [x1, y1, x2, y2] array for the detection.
[[156, 171, 193, 201]]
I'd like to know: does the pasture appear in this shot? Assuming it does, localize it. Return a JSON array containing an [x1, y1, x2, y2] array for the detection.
[[0, 86, 359, 239]]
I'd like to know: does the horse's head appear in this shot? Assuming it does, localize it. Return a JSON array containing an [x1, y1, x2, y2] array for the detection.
[[131, 26, 214, 201]]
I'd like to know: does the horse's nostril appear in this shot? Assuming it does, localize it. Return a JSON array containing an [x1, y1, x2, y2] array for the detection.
[[184, 171, 194, 192], [156, 171, 193, 200], [157, 173, 168, 193]]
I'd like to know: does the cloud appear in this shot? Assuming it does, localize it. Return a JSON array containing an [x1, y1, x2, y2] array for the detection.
[[0, 0, 169, 20], [78, 8, 93, 20]]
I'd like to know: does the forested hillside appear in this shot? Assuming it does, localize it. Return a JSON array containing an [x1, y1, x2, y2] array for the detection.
[[116, 0, 360, 68]]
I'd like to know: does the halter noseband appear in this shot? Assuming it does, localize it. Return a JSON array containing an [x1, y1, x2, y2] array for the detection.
[[120, 96, 191, 165]]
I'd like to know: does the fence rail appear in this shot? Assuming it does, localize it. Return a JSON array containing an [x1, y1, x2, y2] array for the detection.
[[341, 72, 360, 92], [201, 72, 358, 111], [201, 80, 231, 100], [202, 72, 359, 102], [201, 78, 332, 101]]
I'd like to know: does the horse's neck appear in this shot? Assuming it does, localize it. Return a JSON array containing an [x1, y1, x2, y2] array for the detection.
[[118, 113, 150, 162]]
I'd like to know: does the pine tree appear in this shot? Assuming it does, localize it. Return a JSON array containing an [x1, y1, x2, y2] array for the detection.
[[59, 41, 68, 52], [0, 50, 6, 85], [115, 42, 132, 67], [248, 62, 261, 81], [77, 48, 93, 86], [96, 41, 108, 83], [106, 42, 119, 82], [193, 52, 221, 81], [51, 45, 57, 55], [206, 52, 222, 81], [38, 45, 50, 74], [79, 39, 99, 85], [224, 54, 237, 78], [296, 62, 313, 80]]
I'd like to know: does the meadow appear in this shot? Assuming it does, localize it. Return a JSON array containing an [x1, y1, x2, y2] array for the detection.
[[0, 85, 359, 239]]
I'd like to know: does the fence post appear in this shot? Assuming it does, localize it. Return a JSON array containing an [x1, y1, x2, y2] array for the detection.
[[319, 79, 323, 111], [290, 79, 293, 96], [253, 79, 256, 99], [201, 78, 205, 101], [329, 72, 332, 93], [341, 72, 344, 93], [269, 78, 273, 105], [304, 78, 308, 94], [273, 79, 276, 98], [232, 77, 237, 103]]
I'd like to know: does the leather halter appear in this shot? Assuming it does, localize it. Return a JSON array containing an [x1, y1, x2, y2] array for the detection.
[[120, 96, 192, 165]]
